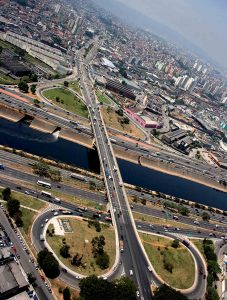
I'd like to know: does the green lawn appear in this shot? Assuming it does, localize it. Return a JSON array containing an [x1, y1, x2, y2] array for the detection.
[[0, 72, 19, 85], [42, 88, 88, 118], [21, 207, 36, 234], [96, 90, 111, 104], [140, 233, 195, 289], [69, 81, 82, 95], [11, 191, 46, 211], [47, 218, 115, 276]]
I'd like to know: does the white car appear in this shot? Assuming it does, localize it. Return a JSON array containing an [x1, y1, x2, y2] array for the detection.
[[136, 291, 140, 297], [25, 191, 30, 195], [45, 219, 49, 223], [53, 212, 58, 216]]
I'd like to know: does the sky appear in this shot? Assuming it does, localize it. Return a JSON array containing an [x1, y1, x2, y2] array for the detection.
[[96, 0, 227, 69]]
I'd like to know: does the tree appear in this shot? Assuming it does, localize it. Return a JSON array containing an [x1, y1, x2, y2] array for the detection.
[[18, 81, 29, 93], [37, 249, 60, 279], [114, 277, 137, 300], [63, 287, 71, 300], [178, 205, 189, 216], [27, 272, 36, 285], [202, 212, 211, 222], [30, 84, 36, 94], [33, 99, 40, 106], [96, 252, 110, 269], [60, 244, 70, 258], [64, 81, 69, 87], [30, 73, 38, 82], [79, 275, 114, 300], [56, 96, 60, 102], [91, 236, 105, 257], [206, 286, 219, 300], [154, 284, 188, 300], [7, 198, 20, 217], [71, 253, 83, 266], [2, 187, 11, 201], [79, 275, 137, 300], [14, 212, 23, 227], [171, 239, 180, 249], [117, 109, 123, 116], [14, 47, 26, 57]]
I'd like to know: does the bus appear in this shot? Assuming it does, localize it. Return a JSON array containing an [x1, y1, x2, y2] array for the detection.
[[37, 180, 51, 189], [41, 191, 52, 198], [70, 173, 85, 181]]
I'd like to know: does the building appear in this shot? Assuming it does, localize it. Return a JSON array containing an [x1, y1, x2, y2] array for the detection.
[[105, 79, 136, 100], [1, 31, 71, 75], [0, 261, 29, 299], [125, 108, 161, 128], [162, 129, 187, 144]]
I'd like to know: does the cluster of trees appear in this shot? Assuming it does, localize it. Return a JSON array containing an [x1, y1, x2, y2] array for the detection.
[[37, 248, 60, 279], [154, 284, 188, 300], [88, 219, 101, 232], [116, 109, 130, 125], [32, 162, 62, 182], [18, 75, 38, 93], [59, 239, 85, 268], [2, 187, 23, 227], [203, 239, 220, 300], [92, 235, 110, 270], [79, 275, 137, 300], [163, 201, 189, 216]]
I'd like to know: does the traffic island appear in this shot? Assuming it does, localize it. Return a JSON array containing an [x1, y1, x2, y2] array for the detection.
[[140, 233, 195, 289], [46, 217, 116, 276]]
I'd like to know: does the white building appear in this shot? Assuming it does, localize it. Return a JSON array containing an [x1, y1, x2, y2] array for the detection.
[[1, 31, 71, 75]]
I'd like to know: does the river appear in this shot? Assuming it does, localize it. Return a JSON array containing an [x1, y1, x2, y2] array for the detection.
[[0, 117, 226, 210]]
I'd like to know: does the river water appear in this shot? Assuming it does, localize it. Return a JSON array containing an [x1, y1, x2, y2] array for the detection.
[[0, 117, 226, 210]]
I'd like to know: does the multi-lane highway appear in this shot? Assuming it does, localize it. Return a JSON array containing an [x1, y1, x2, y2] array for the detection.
[[1, 85, 226, 187], [79, 56, 154, 298], [1, 150, 227, 238]]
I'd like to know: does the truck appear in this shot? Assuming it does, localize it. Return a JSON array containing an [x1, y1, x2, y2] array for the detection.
[[120, 240, 124, 253], [71, 173, 85, 181]]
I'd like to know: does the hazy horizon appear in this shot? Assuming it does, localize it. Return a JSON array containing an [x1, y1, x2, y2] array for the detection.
[[95, 0, 227, 70]]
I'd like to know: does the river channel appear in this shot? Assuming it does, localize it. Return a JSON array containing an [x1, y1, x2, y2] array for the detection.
[[0, 117, 226, 210]]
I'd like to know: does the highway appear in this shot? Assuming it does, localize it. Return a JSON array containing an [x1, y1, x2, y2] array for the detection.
[[79, 54, 154, 298], [31, 207, 209, 299], [1, 158, 227, 238], [1, 85, 227, 186], [0, 207, 54, 300]]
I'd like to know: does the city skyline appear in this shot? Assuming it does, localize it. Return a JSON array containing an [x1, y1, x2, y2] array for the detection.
[[96, 0, 227, 71]]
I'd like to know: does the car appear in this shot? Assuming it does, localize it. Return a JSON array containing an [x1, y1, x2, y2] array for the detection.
[[53, 212, 58, 216], [45, 219, 49, 223], [76, 275, 80, 279], [137, 225, 142, 228], [24, 191, 30, 195], [136, 291, 140, 297], [41, 224, 44, 228]]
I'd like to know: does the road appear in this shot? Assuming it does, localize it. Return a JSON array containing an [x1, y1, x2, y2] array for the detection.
[[1, 158, 227, 241], [31, 207, 209, 299], [0, 207, 54, 300], [1, 85, 227, 186], [80, 54, 158, 298]]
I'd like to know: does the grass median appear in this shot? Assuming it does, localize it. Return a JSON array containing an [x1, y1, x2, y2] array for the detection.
[[42, 87, 88, 118], [46, 217, 115, 276], [140, 233, 195, 289]]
